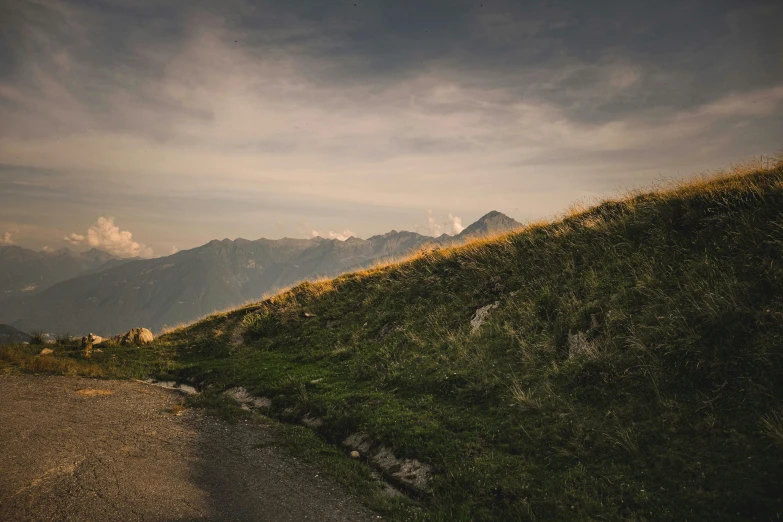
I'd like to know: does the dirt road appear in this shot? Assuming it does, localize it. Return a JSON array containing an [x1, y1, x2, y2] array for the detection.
[[0, 375, 378, 521]]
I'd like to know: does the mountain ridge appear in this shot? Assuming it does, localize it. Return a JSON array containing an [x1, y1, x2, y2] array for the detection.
[[0, 211, 521, 336], [0, 246, 135, 302]]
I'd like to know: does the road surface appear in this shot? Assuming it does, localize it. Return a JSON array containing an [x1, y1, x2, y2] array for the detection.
[[0, 375, 378, 521]]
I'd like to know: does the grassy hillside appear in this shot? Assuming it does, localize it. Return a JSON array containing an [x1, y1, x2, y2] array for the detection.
[[5, 163, 783, 520]]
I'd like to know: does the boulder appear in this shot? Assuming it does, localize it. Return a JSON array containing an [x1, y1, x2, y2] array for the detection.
[[119, 328, 154, 346], [470, 302, 499, 334], [88, 333, 103, 345], [81, 333, 104, 349]]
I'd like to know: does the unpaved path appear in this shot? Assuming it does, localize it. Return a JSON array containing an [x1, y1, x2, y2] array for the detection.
[[0, 375, 378, 521]]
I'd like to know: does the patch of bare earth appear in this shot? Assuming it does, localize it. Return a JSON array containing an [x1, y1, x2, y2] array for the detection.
[[0, 375, 378, 522]]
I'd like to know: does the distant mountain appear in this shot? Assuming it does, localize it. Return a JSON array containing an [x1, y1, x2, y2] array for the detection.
[[0, 324, 31, 345], [457, 210, 523, 239], [0, 212, 521, 336], [0, 246, 137, 302]]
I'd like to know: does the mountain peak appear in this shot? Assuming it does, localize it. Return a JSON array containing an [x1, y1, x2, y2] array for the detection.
[[458, 211, 522, 238]]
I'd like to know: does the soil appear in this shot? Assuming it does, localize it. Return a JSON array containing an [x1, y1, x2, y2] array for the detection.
[[0, 375, 379, 521]]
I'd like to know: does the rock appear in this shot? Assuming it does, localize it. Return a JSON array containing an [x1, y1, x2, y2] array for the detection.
[[343, 432, 374, 454], [393, 458, 431, 493], [303, 312, 317, 318], [81, 333, 105, 352], [93, 348, 103, 353], [470, 302, 499, 334], [350, 450, 360, 458], [223, 387, 272, 410], [568, 331, 597, 359], [343, 433, 432, 494], [371, 446, 402, 474], [39, 348, 54, 355], [119, 328, 154, 346], [224, 387, 252, 402]]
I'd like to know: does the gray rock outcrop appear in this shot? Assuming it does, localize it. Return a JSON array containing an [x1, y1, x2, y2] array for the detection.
[[119, 328, 154, 346]]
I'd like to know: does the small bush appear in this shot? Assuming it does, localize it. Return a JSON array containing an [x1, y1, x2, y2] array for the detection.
[[29, 330, 45, 345], [55, 332, 75, 346]]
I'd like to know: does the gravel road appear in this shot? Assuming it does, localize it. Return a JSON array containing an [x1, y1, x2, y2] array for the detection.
[[0, 375, 379, 521]]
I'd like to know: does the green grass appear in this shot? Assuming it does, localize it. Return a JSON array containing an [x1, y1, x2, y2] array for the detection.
[[5, 162, 783, 520], [0, 344, 105, 377]]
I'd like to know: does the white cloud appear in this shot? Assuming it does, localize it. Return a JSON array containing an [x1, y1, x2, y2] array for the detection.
[[64, 233, 84, 245], [170, 245, 179, 254], [327, 229, 356, 241], [419, 211, 464, 236], [41, 245, 53, 252], [447, 213, 464, 234], [64, 216, 153, 258], [1, 4, 781, 250], [310, 228, 356, 241], [0, 232, 13, 245]]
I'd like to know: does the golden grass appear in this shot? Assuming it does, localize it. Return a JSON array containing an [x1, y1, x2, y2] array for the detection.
[[159, 152, 783, 341], [761, 408, 783, 446], [0, 346, 105, 377]]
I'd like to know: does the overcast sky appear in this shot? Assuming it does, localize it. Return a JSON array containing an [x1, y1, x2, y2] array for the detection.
[[1, 0, 781, 257]]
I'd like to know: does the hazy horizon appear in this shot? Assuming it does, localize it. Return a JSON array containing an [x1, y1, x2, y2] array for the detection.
[[1, 0, 781, 258], [2, 208, 518, 259]]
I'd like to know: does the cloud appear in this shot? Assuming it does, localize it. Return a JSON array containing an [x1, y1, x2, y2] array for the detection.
[[310, 229, 356, 241], [64, 216, 153, 258], [447, 214, 464, 234], [64, 233, 84, 245], [419, 211, 464, 236], [0, 231, 13, 244], [0, 1, 781, 252]]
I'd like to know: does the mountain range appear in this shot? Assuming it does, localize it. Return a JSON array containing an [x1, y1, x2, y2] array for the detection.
[[0, 211, 521, 336], [0, 246, 137, 301]]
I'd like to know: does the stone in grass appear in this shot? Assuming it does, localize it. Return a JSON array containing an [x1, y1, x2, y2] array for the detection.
[[39, 348, 54, 356], [470, 302, 499, 334], [568, 331, 597, 359], [222, 387, 272, 410], [119, 328, 154, 346], [81, 333, 104, 348], [342, 433, 432, 494]]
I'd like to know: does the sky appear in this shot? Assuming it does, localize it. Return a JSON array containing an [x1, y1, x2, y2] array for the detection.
[[0, 0, 781, 258]]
